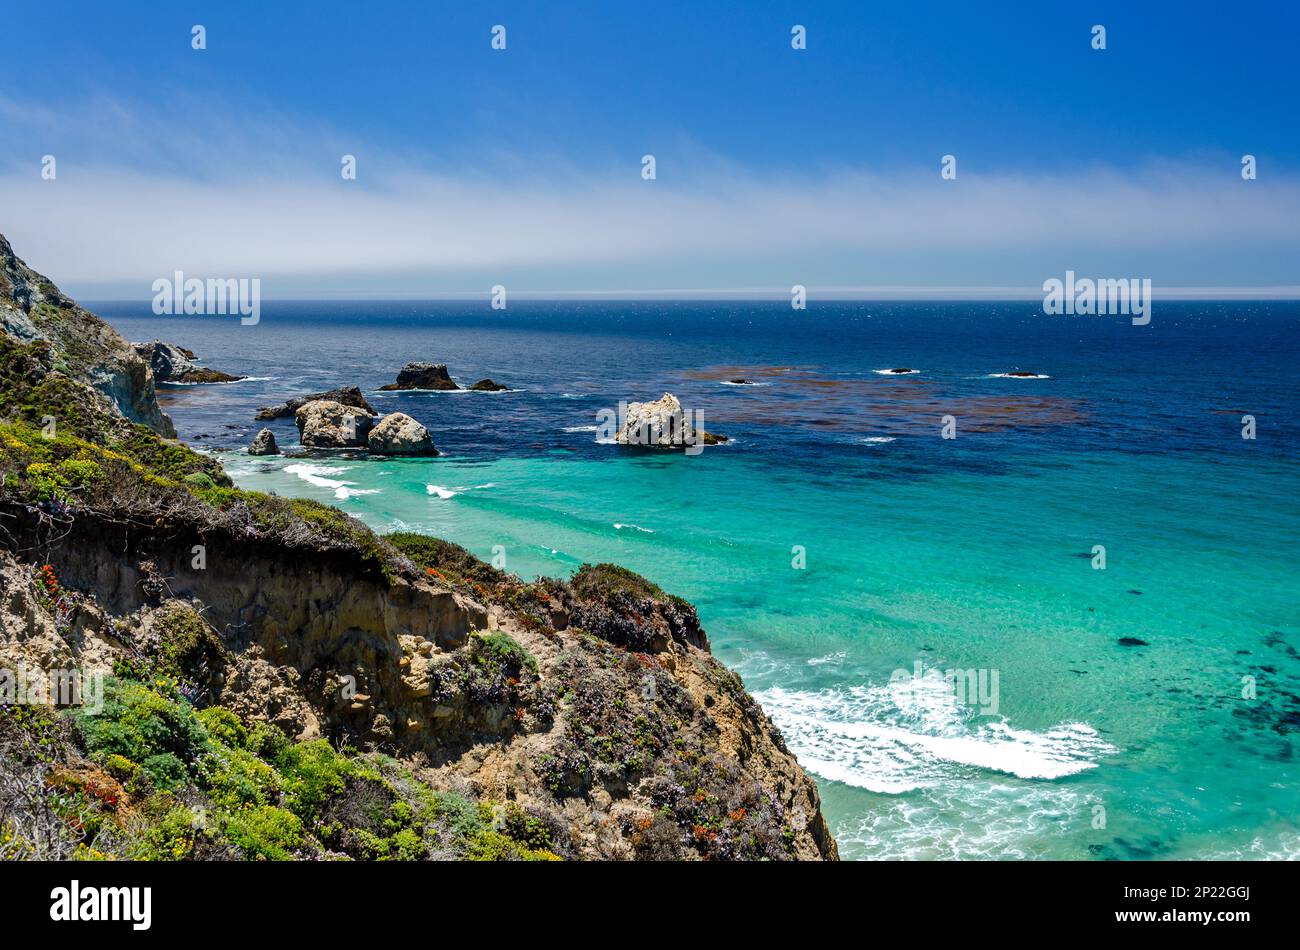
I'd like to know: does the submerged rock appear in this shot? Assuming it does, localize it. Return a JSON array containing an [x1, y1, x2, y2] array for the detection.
[[468, 378, 508, 392], [133, 339, 244, 383], [295, 399, 375, 448], [256, 385, 376, 420], [1118, 637, 1149, 647], [379, 362, 460, 391], [615, 392, 727, 449], [368, 411, 438, 456], [247, 428, 280, 456]]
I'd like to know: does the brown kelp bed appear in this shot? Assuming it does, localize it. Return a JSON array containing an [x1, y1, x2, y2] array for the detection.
[[681, 365, 1089, 435]]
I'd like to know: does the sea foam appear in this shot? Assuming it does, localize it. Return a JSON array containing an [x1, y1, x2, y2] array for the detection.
[[755, 676, 1116, 794], [283, 463, 379, 500]]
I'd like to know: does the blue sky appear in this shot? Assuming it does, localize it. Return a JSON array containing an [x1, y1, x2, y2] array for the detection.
[[2, 0, 1298, 296]]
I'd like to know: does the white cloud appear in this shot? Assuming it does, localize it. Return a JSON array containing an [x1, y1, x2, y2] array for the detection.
[[2, 93, 1297, 296]]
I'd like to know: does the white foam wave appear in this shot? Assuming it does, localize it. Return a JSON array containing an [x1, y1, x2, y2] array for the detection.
[[563, 425, 599, 433], [755, 677, 1115, 794], [989, 372, 1051, 379], [807, 651, 846, 666], [334, 486, 380, 500], [283, 463, 377, 501], [861, 436, 896, 444], [613, 522, 654, 533], [426, 482, 495, 500], [873, 368, 920, 375]]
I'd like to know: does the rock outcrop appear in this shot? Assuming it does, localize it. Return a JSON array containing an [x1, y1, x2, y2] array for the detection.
[[247, 427, 280, 455], [379, 362, 459, 391], [295, 399, 375, 448], [367, 412, 438, 456], [469, 378, 508, 392], [255, 385, 376, 420], [615, 392, 727, 449], [132, 339, 244, 383], [0, 233, 175, 437]]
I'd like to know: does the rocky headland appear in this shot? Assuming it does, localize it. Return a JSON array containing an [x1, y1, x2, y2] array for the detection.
[[0, 234, 834, 861]]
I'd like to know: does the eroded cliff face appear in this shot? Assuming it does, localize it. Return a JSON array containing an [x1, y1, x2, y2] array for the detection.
[[0, 232, 837, 860], [0, 503, 836, 860], [0, 235, 175, 437]]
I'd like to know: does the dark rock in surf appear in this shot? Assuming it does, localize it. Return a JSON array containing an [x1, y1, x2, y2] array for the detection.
[[256, 385, 376, 420], [378, 362, 460, 391]]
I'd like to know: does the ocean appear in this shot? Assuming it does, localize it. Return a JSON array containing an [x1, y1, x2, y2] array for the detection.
[[98, 300, 1300, 861]]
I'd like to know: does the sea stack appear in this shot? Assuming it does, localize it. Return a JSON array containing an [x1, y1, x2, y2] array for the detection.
[[247, 428, 280, 456], [379, 362, 460, 391], [368, 412, 438, 456], [295, 399, 376, 448], [469, 378, 509, 392], [615, 393, 727, 449]]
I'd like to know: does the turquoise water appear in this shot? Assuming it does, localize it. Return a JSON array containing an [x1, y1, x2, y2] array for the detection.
[[101, 301, 1300, 860]]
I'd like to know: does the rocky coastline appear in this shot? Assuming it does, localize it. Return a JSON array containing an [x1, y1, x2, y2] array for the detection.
[[0, 233, 836, 862]]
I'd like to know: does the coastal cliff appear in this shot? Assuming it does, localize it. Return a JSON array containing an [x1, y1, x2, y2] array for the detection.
[[0, 235, 836, 861]]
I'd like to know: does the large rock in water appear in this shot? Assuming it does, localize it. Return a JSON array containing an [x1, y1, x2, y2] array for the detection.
[[295, 399, 375, 448], [132, 339, 244, 383], [614, 392, 727, 449], [256, 385, 376, 420], [378, 362, 460, 391], [367, 412, 438, 456], [469, 378, 508, 392], [247, 428, 280, 456]]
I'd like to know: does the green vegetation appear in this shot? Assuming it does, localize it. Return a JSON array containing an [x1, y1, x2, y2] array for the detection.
[[473, 631, 539, 675], [0, 667, 565, 861], [571, 562, 665, 601], [384, 531, 514, 591]]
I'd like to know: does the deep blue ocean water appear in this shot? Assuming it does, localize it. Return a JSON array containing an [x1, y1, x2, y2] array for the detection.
[[98, 300, 1300, 860]]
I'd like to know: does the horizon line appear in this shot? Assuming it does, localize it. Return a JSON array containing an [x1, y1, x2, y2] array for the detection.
[[78, 285, 1300, 304]]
